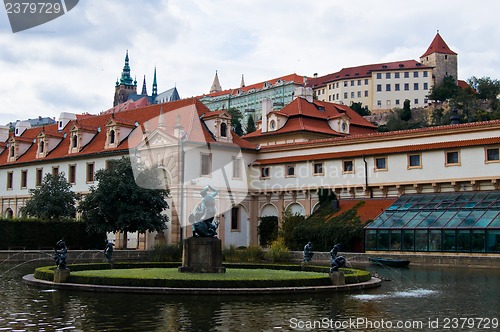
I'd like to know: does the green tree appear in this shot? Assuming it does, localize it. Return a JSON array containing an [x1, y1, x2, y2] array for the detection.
[[227, 107, 244, 136], [21, 173, 78, 220], [468, 76, 500, 110], [78, 157, 169, 248], [245, 115, 257, 134], [428, 75, 459, 102], [350, 102, 371, 116]]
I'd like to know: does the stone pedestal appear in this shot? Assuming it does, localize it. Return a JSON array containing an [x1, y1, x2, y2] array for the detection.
[[329, 271, 345, 285], [178, 237, 226, 273], [53, 269, 70, 283]]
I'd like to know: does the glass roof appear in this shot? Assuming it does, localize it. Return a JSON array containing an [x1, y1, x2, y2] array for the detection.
[[365, 191, 500, 230]]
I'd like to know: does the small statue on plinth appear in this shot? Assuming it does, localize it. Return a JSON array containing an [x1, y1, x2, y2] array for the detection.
[[104, 240, 114, 263], [190, 185, 219, 237], [330, 243, 346, 272], [303, 241, 314, 262], [54, 239, 68, 270]]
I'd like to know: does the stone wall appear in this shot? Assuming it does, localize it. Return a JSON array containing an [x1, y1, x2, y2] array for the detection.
[[0, 249, 149, 264], [290, 251, 500, 269]]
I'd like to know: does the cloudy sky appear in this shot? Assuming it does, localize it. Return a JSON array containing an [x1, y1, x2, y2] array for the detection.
[[1, 0, 499, 125]]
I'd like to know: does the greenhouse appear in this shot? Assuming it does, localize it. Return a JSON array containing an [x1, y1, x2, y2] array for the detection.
[[364, 191, 500, 253]]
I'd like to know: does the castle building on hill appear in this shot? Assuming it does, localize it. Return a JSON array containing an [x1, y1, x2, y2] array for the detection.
[[307, 32, 460, 113]]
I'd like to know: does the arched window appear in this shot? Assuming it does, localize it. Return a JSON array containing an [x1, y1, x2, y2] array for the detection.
[[39, 140, 44, 153], [9, 145, 15, 157], [5, 208, 13, 219], [109, 130, 116, 144], [220, 122, 227, 137], [72, 134, 78, 148]]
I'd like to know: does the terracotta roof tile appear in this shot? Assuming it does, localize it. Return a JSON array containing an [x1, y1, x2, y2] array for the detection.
[[331, 199, 397, 223], [308, 60, 431, 88], [421, 32, 457, 58], [0, 98, 256, 167], [199, 73, 308, 98]]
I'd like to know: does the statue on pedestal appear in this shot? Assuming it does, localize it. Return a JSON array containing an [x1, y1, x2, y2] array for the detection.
[[54, 239, 68, 270], [190, 185, 219, 237], [330, 243, 346, 272]]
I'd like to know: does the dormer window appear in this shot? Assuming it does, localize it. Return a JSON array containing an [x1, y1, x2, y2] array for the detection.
[[270, 120, 276, 130], [39, 140, 44, 153], [9, 145, 14, 158], [72, 135, 78, 148], [109, 130, 116, 144], [220, 123, 227, 137]]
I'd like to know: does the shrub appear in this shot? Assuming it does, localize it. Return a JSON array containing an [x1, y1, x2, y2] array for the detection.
[[223, 245, 264, 263], [265, 237, 291, 263], [148, 243, 182, 262], [257, 216, 278, 246]]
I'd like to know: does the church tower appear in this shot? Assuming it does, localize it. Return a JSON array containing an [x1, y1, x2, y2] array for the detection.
[[210, 70, 222, 93], [420, 32, 458, 86], [113, 50, 138, 106]]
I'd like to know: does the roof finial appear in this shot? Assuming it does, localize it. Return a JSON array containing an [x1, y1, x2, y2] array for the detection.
[[158, 106, 165, 129], [240, 74, 245, 88]]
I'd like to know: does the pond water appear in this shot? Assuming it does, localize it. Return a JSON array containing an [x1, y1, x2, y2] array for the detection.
[[1, 262, 499, 331]]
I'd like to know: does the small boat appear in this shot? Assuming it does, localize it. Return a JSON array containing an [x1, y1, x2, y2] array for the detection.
[[369, 257, 410, 268]]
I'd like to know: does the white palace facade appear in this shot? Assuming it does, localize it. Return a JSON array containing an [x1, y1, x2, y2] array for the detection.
[[1, 89, 499, 250]]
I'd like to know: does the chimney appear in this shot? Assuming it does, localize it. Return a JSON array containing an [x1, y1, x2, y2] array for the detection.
[[14, 121, 31, 137], [58, 112, 77, 131], [261, 99, 272, 133], [313, 73, 318, 78], [293, 86, 314, 103]]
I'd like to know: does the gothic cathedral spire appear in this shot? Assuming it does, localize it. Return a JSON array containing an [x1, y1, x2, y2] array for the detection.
[[141, 75, 148, 96], [152, 67, 158, 100]]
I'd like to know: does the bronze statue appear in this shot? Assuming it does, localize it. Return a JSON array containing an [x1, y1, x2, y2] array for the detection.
[[330, 243, 346, 272], [303, 242, 314, 262], [54, 239, 68, 270], [104, 240, 114, 263], [190, 185, 220, 237]]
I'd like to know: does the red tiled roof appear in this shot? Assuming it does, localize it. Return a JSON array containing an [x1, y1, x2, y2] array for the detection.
[[102, 97, 151, 115], [457, 80, 477, 94], [243, 98, 377, 139], [307, 60, 431, 88], [252, 136, 500, 166], [332, 199, 397, 223], [201, 110, 230, 119], [0, 98, 256, 167], [258, 119, 500, 151], [421, 33, 457, 58], [199, 73, 307, 98]]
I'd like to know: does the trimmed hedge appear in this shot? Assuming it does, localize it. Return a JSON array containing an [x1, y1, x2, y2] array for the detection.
[[33, 262, 371, 287], [0, 218, 105, 249]]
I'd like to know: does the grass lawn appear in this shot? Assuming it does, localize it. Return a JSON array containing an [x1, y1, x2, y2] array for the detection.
[[70, 268, 326, 281]]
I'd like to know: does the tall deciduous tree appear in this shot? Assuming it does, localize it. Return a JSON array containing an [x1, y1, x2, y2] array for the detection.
[[78, 157, 169, 247], [21, 173, 79, 220], [468, 76, 500, 109]]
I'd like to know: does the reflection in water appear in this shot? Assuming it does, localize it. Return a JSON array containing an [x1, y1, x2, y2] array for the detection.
[[0, 263, 499, 331]]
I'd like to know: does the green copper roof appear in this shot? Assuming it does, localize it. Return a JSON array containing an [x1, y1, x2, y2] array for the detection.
[[119, 50, 135, 86]]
